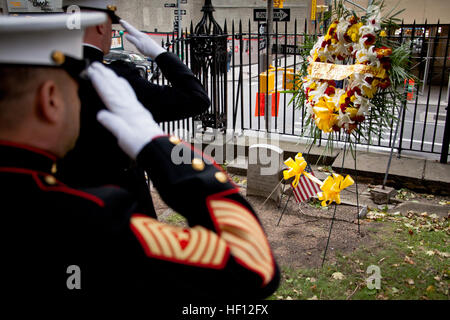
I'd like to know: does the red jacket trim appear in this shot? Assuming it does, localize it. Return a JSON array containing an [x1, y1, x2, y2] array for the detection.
[[0, 167, 105, 207], [0, 140, 58, 161]]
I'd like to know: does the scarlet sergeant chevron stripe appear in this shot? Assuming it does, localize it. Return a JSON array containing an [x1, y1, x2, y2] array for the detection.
[[292, 164, 321, 203]]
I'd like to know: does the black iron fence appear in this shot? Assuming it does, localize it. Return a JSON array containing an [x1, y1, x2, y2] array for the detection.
[[141, 19, 450, 163]]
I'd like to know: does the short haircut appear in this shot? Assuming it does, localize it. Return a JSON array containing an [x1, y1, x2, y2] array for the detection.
[[0, 66, 70, 131]]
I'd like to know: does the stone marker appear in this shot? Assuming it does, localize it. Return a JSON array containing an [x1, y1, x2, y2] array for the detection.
[[370, 186, 397, 204], [247, 144, 284, 203]]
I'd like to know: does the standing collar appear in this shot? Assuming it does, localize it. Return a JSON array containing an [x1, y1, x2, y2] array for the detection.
[[0, 140, 58, 175], [83, 44, 105, 63]]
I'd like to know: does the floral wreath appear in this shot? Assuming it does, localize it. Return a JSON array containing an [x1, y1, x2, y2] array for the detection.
[[303, 5, 393, 134]]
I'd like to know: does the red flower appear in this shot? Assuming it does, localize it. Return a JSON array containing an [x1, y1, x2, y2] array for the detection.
[[380, 57, 391, 70], [355, 115, 365, 122], [332, 125, 341, 132], [346, 123, 357, 134], [325, 86, 336, 95], [363, 34, 376, 46]]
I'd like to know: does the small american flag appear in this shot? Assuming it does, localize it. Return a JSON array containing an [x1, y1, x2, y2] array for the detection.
[[292, 164, 321, 203]]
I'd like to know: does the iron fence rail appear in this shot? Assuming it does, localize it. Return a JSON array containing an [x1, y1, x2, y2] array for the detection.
[[140, 20, 450, 163]]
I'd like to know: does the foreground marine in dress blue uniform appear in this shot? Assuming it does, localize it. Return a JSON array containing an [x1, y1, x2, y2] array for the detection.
[[0, 12, 279, 299]]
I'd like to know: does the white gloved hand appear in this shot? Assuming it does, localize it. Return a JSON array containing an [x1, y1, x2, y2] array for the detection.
[[120, 19, 166, 60], [87, 62, 164, 159]]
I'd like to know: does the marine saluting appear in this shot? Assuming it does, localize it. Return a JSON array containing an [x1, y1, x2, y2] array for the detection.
[[0, 11, 279, 299]]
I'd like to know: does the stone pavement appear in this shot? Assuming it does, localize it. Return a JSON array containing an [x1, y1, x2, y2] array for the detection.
[[332, 150, 450, 195]]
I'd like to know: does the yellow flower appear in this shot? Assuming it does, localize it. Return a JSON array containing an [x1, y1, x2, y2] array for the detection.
[[380, 30, 387, 37], [317, 174, 354, 206], [363, 85, 377, 99], [313, 99, 338, 132], [345, 107, 358, 118], [347, 23, 362, 43]]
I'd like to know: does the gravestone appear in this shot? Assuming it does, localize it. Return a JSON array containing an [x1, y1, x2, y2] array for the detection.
[[247, 144, 284, 203]]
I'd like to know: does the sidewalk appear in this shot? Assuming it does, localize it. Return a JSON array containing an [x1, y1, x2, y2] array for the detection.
[[332, 150, 450, 195]]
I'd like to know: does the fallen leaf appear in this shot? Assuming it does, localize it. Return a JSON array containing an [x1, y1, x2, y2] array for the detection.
[[310, 284, 317, 290], [286, 296, 293, 300], [332, 272, 345, 280], [436, 251, 450, 258], [408, 229, 414, 235], [307, 295, 318, 300], [406, 278, 415, 285], [434, 276, 441, 281], [391, 287, 399, 294], [404, 256, 415, 265], [426, 250, 435, 256], [426, 285, 435, 293], [310, 277, 317, 283]]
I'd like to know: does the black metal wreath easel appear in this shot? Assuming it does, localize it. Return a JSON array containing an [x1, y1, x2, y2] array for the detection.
[[274, 135, 362, 268]]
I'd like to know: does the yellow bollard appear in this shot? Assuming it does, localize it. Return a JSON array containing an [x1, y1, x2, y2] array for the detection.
[[259, 69, 275, 93], [282, 68, 295, 90]]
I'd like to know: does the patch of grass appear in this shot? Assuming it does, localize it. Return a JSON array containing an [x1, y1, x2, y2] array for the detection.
[[269, 218, 449, 300], [164, 212, 188, 226], [308, 198, 329, 210]]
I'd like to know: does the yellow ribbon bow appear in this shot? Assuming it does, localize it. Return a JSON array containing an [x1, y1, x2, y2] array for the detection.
[[283, 153, 323, 188], [317, 173, 354, 206]]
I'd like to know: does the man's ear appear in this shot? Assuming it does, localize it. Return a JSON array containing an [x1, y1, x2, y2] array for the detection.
[[36, 80, 64, 124], [96, 22, 106, 35]]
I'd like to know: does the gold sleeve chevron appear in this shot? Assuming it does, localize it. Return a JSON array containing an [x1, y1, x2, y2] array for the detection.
[[208, 199, 275, 286], [130, 214, 229, 268]]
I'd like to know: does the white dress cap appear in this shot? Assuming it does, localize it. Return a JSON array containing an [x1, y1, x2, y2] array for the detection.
[[0, 12, 106, 66], [63, 0, 120, 23]]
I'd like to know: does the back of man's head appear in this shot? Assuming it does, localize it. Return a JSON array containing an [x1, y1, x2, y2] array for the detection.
[[0, 65, 80, 157]]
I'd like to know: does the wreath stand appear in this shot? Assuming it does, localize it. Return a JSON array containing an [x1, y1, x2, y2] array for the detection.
[[273, 135, 362, 268]]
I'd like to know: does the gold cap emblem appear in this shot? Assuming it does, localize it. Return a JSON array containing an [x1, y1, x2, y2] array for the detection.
[[51, 163, 57, 174], [214, 172, 228, 183], [51, 51, 65, 65], [44, 175, 57, 185], [192, 158, 205, 171], [107, 5, 117, 11], [169, 136, 181, 145]]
